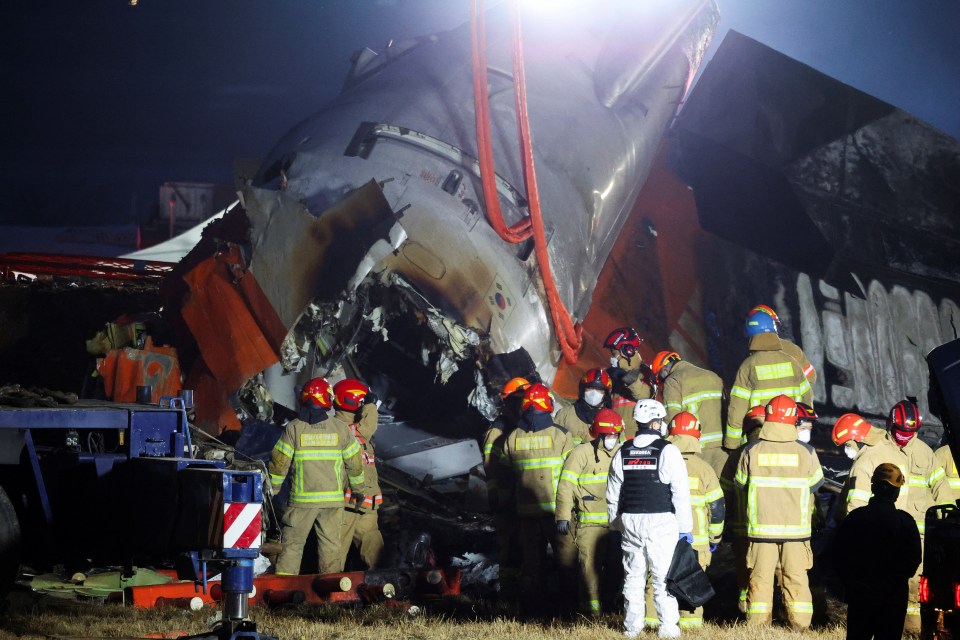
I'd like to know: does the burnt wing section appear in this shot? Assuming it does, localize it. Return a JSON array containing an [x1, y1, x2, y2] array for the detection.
[[673, 30, 960, 288]]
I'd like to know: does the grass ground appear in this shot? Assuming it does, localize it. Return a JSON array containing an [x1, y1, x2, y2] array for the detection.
[[0, 588, 847, 640]]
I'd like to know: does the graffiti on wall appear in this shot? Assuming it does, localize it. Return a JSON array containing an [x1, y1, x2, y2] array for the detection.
[[796, 273, 960, 427]]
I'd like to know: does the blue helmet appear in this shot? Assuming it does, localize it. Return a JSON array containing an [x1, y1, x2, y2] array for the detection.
[[745, 309, 777, 337]]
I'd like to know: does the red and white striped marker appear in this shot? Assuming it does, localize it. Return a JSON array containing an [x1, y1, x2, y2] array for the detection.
[[223, 503, 262, 549]]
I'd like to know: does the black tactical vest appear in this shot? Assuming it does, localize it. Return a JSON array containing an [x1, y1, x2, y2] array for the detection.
[[619, 437, 674, 514]]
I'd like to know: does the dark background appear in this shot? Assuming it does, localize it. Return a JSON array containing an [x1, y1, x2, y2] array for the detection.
[[1, 0, 957, 230]]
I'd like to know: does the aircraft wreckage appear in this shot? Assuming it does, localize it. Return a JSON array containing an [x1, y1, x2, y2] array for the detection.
[[2, 0, 960, 575]]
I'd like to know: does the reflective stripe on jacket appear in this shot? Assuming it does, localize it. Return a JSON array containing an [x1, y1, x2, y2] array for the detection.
[[935, 445, 960, 493], [269, 415, 365, 506], [669, 434, 724, 549], [725, 333, 813, 450], [556, 440, 618, 526], [336, 406, 382, 510], [662, 360, 724, 449], [503, 424, 574, 516], [900, 437, 954, 533], [844, 426, 910, 518], [734, 421, 822, 541]]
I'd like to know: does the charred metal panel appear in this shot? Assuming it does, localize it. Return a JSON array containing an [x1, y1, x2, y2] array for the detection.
[[673, 30, 960, 289]]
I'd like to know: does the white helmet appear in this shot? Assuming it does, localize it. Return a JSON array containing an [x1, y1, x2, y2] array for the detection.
[[633, 399, 666, 424]]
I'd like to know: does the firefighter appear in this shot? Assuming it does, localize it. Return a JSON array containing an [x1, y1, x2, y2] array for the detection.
[[831, 413, 908, 516], [332, 378, 384, 570], [501, 382, 576, 612], [885, 400, 954, 633], [734, 395, 823, 629], [935, 441, 960, 494], [720, 405, 766, 614], [556, 407, 623, 615], [269, 377, 366, 575], [748, 305, 817, 385], [651, 350, 726, 475], [834, 463, 921, 640], [555, 368, 613, 444], [481, 376, 529, 599], [604, 327, 656, 438], [724, 310, 813, 450], [607, 399, 692, 639], [640, 411, 723, 630]]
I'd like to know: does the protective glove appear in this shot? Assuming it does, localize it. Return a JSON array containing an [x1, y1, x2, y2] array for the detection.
[[679, 532, 694, 545], [364, 392, 380, 408], [556, 520, 570, 536], [709, 543, 719, 553], [351, 492, 367, 506]]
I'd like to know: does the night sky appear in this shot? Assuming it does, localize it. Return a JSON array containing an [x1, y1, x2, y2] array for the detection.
[[1, 0, 957, 230]]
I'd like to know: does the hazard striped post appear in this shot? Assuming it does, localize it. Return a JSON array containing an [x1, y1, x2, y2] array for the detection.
[[223, 502, 262, 550]]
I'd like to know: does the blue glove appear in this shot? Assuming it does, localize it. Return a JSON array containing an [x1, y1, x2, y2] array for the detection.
[[679, 532, 694, 545], [709, 543, 719, 553], [556, 520, 570, 536]]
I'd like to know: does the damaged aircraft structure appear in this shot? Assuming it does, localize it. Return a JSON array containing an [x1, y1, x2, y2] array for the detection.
[[2, 0, 960, 579]]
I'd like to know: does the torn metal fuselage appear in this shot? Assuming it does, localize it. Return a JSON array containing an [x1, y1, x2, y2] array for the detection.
[[232, 0, 718, 425]]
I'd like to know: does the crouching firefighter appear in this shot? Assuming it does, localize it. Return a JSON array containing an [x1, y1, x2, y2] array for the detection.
[[333, 378, 384, 570], [556, 408, 624, 615], [269, 377, 367, 574]]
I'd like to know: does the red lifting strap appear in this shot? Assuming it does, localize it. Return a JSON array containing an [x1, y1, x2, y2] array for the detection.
[[470, 0, 583, 364]]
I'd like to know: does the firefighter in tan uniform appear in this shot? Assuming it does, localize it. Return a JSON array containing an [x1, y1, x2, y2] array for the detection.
[[651, 351, 726, 475], [735, 395, 823, 629], [724, 312, 813, 450], [481, 377, 529, 599], [720, 405, 765, 614], [604, 327, 655, 438], [831, 413, 908, 516], [748, 305, 816, 385], [333, 378, 384, 570], [885, 400, 954, 633], [502, 382, 576, 612], [641, 411, 724, 629], [554, 368, 613, 444], [555, 408, 623, 614], [269, 377, 366, 575], [935, 443, 960, 494]]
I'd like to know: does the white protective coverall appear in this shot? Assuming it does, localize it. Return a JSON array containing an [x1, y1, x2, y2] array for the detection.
[[607, 430, 693, 638]]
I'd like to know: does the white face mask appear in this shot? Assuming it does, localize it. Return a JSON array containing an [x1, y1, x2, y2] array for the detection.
[[844, 443, 859, 460], [610, 355, 621, 368], [797, 429, 811, 444], [603, 435, 619, 450], [583, 389, 605, 407]]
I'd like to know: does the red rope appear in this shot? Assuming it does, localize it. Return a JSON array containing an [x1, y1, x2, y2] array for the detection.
[[470, 0, 582, 363]]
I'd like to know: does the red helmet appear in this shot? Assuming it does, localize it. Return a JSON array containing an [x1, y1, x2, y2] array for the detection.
[[604, 327, 642, 359], [650, 351, 681, 377], [522, 383, 554, 414], [796, 403, 817, 422], [580, 368, 612, 391], [887, 400, 921, 432], [668, 411, 701, 438], [333, 378, 370, 411], [765, 395, 798, 425], [743, 405, 765, 433], [589, 408, 624, 439], [831, 413, 872, 446], [300, 377, 334, 409], [501, 377, 531, 400]]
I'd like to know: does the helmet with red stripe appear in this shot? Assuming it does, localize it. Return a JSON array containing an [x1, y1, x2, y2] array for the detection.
[[580, 368, 612, 391], [887, 400, 921, 432], [765, 394, 798, 425], [668, 411, 701, 439], [604, 327, 642, 359], [522, 383, 555, 414], [300, 377, 334, 409], [831, 413, 872, 446], [333, 378, 370, 411], [589, 408, 623, 439]]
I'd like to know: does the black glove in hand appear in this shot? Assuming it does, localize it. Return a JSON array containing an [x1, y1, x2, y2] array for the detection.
[[556, 520, 570, 536], [363, 392, 379, 407]]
